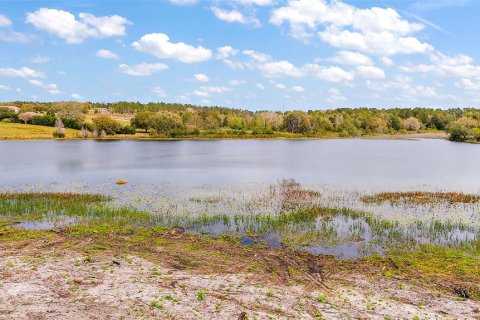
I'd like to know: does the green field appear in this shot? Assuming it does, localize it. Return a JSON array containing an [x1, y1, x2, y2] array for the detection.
[[0, 122, 80, 139]]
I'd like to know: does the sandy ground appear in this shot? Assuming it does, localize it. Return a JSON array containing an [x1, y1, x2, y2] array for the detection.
[[1, 247, 479, 320]]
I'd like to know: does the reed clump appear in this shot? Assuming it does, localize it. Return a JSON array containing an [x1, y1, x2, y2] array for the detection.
[[362, 192, 480, 205]]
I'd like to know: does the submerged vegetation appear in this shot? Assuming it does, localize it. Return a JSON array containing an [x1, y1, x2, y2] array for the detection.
[[2, 101, 480, 140]]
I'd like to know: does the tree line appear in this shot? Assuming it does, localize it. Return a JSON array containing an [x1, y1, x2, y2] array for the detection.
[[1, 101, 480, 142]]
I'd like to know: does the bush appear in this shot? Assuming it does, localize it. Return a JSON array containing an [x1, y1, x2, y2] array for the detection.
[[0, 110, 19, 123], [52, 131, 65, 138], [29, 115, 56, 127], [92, 115, 121, 135], [448, 124, 471, 142], [117, 125, 136, 135], [61, 117, 84, 130]]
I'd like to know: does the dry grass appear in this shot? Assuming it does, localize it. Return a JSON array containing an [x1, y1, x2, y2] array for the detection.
[[362, 191, 480, 205], [0, 122, 79, 139]]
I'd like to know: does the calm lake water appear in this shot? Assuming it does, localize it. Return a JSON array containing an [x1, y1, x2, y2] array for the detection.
[[1, 138, 479, 191]]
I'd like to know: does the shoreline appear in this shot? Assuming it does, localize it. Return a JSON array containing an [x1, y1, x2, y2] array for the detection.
[[0, 131, 448, 141]]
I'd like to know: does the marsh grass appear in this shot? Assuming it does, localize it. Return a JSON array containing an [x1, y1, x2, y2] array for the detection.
[[362, 192, 480, 206]]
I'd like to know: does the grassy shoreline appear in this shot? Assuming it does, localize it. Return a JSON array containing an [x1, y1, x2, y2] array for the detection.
[[0, 122, 447, 141]]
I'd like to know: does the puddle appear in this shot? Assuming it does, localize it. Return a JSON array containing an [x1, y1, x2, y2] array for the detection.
[[299, 243, 384, 259], [13, 219, 76, 230]]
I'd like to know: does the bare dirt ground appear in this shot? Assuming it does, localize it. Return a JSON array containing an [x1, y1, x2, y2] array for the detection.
[[1, 243, 479, 320]]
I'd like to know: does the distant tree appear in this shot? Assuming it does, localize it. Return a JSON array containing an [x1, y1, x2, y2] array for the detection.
[[448, 124, 471, 142], [19, 112, 37, 124], [148, 111, 184, 135], [403, 117, 421, 132], [92, 115, 121, 135], [131, 111, 154, 132], [283, 111, 310, 134], [53, 118, 65, 138]]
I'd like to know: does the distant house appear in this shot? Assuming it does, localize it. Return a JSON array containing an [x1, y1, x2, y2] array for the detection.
[[1, 106, 20, 113], [95, 108, 109, 114]]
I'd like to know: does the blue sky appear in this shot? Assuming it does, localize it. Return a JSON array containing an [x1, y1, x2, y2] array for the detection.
[[1, 0, 480, 110]]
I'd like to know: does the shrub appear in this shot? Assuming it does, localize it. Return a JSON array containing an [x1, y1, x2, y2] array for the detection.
[[29, 115, 56, 127], [117, 125, 136, 135], [52, 131, 65, 138], [92, 115, 121, 135], [448, 124, 471, 142]]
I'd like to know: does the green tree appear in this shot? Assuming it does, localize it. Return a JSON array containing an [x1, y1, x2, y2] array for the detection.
[[148, 111, 184, 135], [131, 111, 154, 132], [92, 115, 121, 135]]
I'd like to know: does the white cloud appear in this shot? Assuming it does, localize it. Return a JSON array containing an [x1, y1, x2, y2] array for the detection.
[[355, 65, 385, 79], [235, 0, 275, 5], [216, 46, 238, 59], [243, 50, 303, 78], [118, 63, 168, 76], [327, 88, 346, 103], [230, 79, 246, 86], [211, 7, 260, 26], [30, 56, 50, 64], [200, 86, 230, 93], [270, 0, 432, 56], [71, 93, 83, 100], [329, 51, 373, 66], [455, 78, 480, 91], [96, 49, 119, 59], [28, 79, 60, 94], [0, 67, 44, 78], [256, 83, 265, 90], [194, 73, 209, 82], [291, 85, 305, 92], [212, 7, 247, 24], [305, 64, 354, 82], [169, 0, 197, 5], [400, 52, 480, 78], [152, 86, 167, 98], [26, 8, 130, 44], [0, 14, 12, 27], [0, 84, 10, 90], [275, 83, 286, 89], [380, 57, 394, 66], [193, 90, 210, 97], [132, 33, 212, 63]]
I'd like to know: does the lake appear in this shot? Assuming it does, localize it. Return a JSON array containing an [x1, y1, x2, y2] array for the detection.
[[1, 138, 479, 191], [0, 139, 480, 192]]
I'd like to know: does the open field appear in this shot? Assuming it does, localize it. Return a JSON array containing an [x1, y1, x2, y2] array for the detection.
[[0, 123, 80, 140]]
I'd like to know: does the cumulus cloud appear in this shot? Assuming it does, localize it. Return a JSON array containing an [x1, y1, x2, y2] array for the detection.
[[0, 67, 44, 78], [194, 73, 209, 82], [169, 0, 197, 5], [118, 63, 168, 76], [355, 65, 385, 79], [326, 88, 346, 103], [0, 84, 10, 90], [96, 49, 119, 59], [26, 8, 130, 44], [400, 52, 480, 78], [28, 79, 60, 94], [329, 51, 373, 66], [152, 86, 167, 97], [235, 0, 275, 5], [71, 93, 83, 100], [216, 46, 238, 59], [243, 49, 303, 77], [291, 85, 305, 92], [270, 0, 432, 56], [0, 14, 12, 27], [132, 33, 212, 63], [305, 64, 354, 82], [211, 7, 260, 26]]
